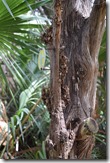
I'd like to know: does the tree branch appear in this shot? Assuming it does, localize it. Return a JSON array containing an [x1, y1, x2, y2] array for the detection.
[[89, 0, 106, 60], [52, 0, 61, 109], [49, 0, 65, 148]]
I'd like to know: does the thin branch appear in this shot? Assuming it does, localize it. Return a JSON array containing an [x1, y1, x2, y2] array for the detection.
[[21, 98, 42, 126], [52, 0, 62, 108], [13, 146, 41, 157], [17, 109, 46, 141]]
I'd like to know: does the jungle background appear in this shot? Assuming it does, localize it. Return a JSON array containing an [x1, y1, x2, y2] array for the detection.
[[0, 0, 106, 159]]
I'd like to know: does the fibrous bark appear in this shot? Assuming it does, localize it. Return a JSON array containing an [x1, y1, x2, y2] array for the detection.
[[42, 0, 106, 159]]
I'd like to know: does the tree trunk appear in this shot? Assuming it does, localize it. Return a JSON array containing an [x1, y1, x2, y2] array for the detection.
[[43, 0, 106, 159]]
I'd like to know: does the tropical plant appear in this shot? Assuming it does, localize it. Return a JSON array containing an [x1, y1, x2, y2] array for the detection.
[[0, 0, 51, 159]]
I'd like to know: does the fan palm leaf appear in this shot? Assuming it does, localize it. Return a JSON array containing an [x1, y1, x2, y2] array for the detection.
[[0, 0, 51, 92]]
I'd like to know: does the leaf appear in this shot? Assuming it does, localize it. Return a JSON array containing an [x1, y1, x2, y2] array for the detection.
[[19, 80, 41, 109], [42, 141, 47, 159], [20, 108, 30, 115], [2, 0, 15, 19], [95, 136, 106, 145], [15, 115, 24, 142], [37, 151, 44, 159], [19, 89, 29, 109], [96, 133, 106, 139], [38, 48, 46, 70], [10, 117, 15, 139]]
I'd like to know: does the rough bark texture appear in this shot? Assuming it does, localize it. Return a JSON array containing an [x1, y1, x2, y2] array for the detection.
[[42, 0, 106, 159], [62, 0, 106, 123]]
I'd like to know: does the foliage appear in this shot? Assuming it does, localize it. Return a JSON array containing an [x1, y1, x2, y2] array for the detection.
[[0, 0, 51, 159]]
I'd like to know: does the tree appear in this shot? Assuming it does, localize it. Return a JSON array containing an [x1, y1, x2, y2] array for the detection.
[[42, 0, 106, 159]]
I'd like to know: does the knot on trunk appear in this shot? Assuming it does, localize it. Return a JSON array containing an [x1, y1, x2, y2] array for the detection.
[[75, 117, 99, 159]]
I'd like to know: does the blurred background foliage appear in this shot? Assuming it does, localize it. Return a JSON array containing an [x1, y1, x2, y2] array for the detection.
[[0, 0, 106, 159]]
